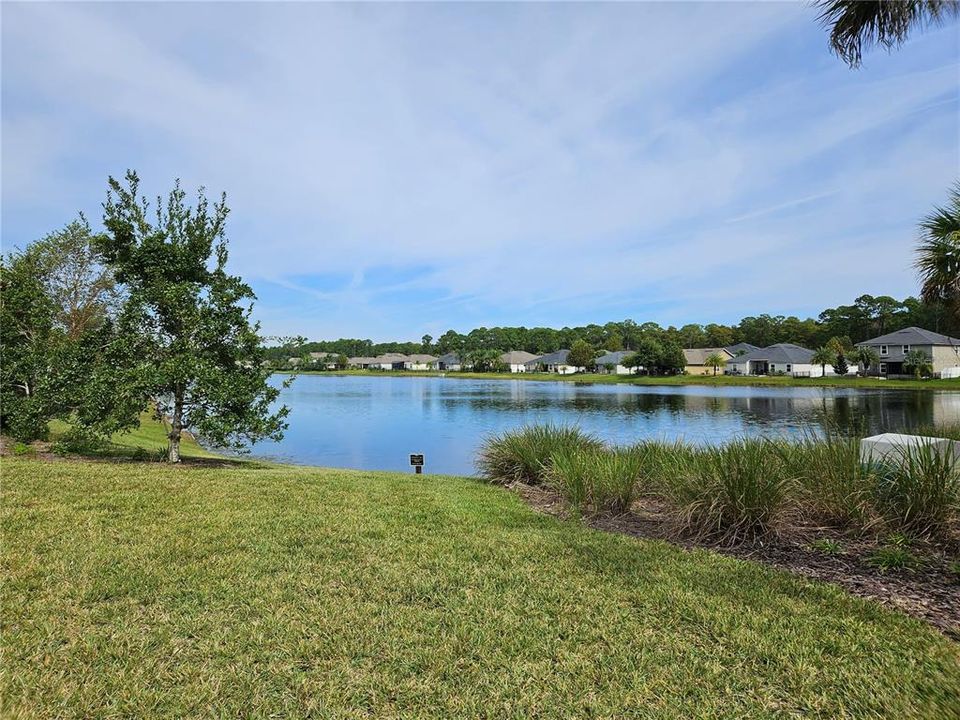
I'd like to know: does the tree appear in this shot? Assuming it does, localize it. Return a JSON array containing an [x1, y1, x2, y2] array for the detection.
[[1, 225, 140, 442], [603, 331, 624, 352], [621, 352, 643, 375], [567, 339, 594, 371], [915, 184, 960, 333], [851, 346, 880, 376], [633, 337, 663, 375], [816, 0, 959, 68], [658, 342, 687, 375], [467, 348, 501, 372], [421, 334, 433, 352], [811, 346, 834, 378], [704, 352, 727, 376], [336, 353, 349, 370], [100, 171, 290, 462], [832, 352, 849, 376], [903, 349, 933, 379]]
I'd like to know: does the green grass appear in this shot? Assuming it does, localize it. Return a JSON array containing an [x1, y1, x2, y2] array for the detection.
[[283, 368, 960, 390], [3, 458, 960, 718]]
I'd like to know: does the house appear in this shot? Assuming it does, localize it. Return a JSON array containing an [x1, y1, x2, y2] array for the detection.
[[367, 353, 408, 370], [724, 342, 759, 358], [308, 352, 338, 369], [524, 349, 580, 374], [727, 343, 854, 377], [403, 354, 438, 370], [437, 353, 464, 371], [855, 327, 960, 378], [682, 348, 734, 375], [347, 356, 378, 369], [499, 350, 539, 373], [595, 350, 635, 375]]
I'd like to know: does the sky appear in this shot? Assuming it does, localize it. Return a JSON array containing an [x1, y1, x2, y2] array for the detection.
[[2, 2, 958, 342]]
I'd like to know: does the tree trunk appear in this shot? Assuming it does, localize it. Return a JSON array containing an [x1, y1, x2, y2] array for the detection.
[[168, 388, 184, 463]]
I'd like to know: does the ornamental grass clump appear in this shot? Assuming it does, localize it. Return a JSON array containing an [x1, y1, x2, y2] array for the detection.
[[475, 424, 603, 485], [668, 439, 792, 542], [874, 443, 960, 537], [779, 430, 875, 529], [548, 445, 649, 515]]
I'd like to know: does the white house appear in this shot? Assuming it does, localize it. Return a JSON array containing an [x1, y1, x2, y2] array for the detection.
[[403, 354, 438, 370], [499, 350, 539, 373], [595, 350, 635, 375], [727, 343, 856, 377], [437, 353, 464, 371], [525, 349, 581, 374]]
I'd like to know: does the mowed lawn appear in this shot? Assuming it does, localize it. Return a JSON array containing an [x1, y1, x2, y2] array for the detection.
[[3, 459, 959, 719]]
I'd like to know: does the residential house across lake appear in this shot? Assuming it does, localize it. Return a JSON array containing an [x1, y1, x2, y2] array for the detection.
[[437, 353, 465, 371], [682, 348, 734, 375], [595, 350, 635, 375], [525, 349, 581, 374], [500, 351, 539, 373], [727, 343, 856, 377], [855, 327, 960, 378]]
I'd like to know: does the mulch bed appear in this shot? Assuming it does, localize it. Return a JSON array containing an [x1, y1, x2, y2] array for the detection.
[[514, 483, 960, 639]]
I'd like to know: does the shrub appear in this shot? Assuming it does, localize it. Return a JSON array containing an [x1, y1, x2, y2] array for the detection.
[[50, 426, 106, 456], [779, 431, 875, 529], [873, 444, 959, 536], [475, 425, 603, 485], [867, 535, 920, 571], [548, 445, 648, 515], [667, 439, 792, 541], [809, 538, 843, 555]]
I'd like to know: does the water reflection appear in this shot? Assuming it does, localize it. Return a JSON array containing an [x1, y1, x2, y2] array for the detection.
[[244, 375, 960, 475]]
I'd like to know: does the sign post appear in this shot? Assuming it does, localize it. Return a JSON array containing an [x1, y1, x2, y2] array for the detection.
[[409, 453, 424, 474]]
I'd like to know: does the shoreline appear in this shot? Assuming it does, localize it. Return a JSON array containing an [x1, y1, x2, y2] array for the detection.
[[274, 368, 960, 391]]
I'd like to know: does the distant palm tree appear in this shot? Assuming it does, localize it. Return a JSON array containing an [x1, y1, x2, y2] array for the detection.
[[811, 346, 834, 378], [851, 346, 880, 376], [903, 349, 933, 379], [816, 0, 959, 68], [704, 352, 727, 376], [915, 184, 960, 332]]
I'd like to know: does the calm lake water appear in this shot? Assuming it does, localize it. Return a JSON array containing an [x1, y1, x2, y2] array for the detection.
[[242, 375, 960, 475]]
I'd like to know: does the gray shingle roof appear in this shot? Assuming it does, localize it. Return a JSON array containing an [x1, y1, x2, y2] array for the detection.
[[528, 349, 569, 365], [725, 342, 760, 356], [733, 343, 814, 364], [500, 350, 539, 364], [595, 351, 633, 365], [856, 326, 960, 347], [438, 353, 461, 364]]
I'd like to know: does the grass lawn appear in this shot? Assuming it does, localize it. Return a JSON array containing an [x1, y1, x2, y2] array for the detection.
[[287, 369, 960, 391], [3, 457, 959, 718]]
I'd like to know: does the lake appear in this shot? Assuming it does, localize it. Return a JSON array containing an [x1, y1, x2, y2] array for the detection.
[[242, 375, 960, 475]]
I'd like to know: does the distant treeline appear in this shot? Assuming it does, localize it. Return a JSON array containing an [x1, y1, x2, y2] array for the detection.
[[265, 294, 950, 361]]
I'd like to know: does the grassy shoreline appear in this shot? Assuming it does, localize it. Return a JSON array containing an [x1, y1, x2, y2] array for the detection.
[[278, 368, 960, 390]]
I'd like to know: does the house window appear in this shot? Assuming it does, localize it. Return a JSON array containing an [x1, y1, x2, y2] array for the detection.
[[902, 345, 910, 354], [786, 364, 791, 372], [880, 345, 888, 356], [880, 362, 887, 375]]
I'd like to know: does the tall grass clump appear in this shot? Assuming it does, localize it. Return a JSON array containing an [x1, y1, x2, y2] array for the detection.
[[667, 439, 792, 542], [475, 424, 602, 485], [779, 430, 875, 529], [547, 445, 648, 515], [874, 444, 960, 536]]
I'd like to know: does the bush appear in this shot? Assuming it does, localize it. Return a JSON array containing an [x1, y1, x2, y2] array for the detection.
[[779, 431, 874, 529], [547, 445, 648, 515], [666, 439, 792, 541], [51, 426, 106, 456], [475, 425, 602, 485], [874, 444, 959, 536]]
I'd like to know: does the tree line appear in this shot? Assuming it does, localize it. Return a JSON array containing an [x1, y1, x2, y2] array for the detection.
[[1, 172, 287, 462]]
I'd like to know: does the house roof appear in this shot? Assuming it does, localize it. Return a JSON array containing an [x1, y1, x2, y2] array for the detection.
[[528, 349, 569, 365], [500, 350, 539, 364], [437, 352, 461, 364], [595, 350, 633, 365], [348, 356, 378, 364], [856, 326, 960, 348], [733, 343, 814, 364], [725, 342, 759, 356], [683, 348, 733, 365], [405, 354, 438, 363]]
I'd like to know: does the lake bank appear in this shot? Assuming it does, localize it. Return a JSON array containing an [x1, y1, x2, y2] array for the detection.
[[278, 368, 960, 391]]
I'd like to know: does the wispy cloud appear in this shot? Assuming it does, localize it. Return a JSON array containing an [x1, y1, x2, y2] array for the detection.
[[2, 3, 957, 340]]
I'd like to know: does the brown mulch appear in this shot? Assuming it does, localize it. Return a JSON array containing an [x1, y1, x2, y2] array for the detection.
[[514, 483, 960, 639]]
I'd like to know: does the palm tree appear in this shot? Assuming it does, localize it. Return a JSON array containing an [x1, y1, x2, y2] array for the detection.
[[903, 349, 933, 379], [850, 346, 880, 376], [915, 184, 960, 333], [816, 1, 959, 68], [704, 352, 727, 376], [811, 346, 834, 378]]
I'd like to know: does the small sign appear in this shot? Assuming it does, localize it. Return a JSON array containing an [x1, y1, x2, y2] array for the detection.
[[409, 454, 424, 466]]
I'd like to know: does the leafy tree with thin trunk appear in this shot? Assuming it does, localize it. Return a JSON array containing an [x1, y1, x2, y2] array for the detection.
[[704, 352, 727, 376], [850, 346, 880, 376], [567, 339, 594, 371], [100, 171, 290, 462], [811, 346, 834, 378], [915, 184, 960, 333], [816, 0, 959, 68], [903, 349, 933, 379]]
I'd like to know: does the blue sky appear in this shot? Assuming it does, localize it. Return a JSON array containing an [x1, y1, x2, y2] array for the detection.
[[3, 2, 958, 342]]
